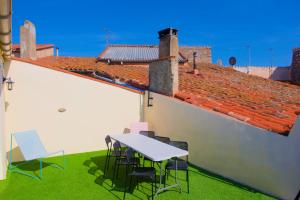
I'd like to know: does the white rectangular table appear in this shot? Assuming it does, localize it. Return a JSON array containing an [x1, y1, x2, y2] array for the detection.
[[110, 134, 189, 198]]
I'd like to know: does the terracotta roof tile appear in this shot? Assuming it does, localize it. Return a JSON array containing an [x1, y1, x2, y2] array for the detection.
[[33, 56, 300, 135]]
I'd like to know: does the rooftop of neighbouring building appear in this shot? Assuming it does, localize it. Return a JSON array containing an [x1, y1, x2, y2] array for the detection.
[[15, 56, 300, 135], [12, 44, 54, 52], [98, 44, 188, 63]]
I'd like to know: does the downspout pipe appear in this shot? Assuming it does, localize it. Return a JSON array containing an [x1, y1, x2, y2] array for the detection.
[[0, 0, 12, 60]]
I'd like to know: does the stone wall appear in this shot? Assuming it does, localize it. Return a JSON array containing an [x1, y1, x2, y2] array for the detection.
[[149, 58, 178, 96], [291, 47, 300, 84], [179, 46, 212, 63]]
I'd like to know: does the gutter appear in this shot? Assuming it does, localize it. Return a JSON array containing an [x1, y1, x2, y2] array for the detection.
[[0, 0, 12, 60]]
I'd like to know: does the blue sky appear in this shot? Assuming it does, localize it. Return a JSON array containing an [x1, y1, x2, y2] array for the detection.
[[12, 0, 300, 66]]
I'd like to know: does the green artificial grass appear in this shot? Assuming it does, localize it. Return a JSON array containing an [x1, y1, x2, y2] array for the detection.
[[0, 150, 274, 200]]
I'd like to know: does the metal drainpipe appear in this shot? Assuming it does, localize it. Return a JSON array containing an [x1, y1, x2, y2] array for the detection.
[[0, 0, 12, 60]]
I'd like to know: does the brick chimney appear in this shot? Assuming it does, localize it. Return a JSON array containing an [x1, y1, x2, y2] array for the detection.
[[149, 28, 179, 96], [20, 20, 37, 60], [291, 47, 300, 85]]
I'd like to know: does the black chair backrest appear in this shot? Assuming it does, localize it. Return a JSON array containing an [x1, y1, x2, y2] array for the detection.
[[169, 141, 189, 161], [113, 141, 122, 156], [155, 136, 170, 144], [139, 131, 155, 138], [105, 135, 112, 149], [169, 141, 188, 151], [125, 148, 134, 162]]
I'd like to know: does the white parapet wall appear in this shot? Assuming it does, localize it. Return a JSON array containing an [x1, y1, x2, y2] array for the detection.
[[2, 60, 143, 167], [233, 66, 291, 81], [144, 92, 300, 199]]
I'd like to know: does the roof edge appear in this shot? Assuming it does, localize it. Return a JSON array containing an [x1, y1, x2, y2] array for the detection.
[[179, 46, 211, 49], [106, 44, 158, 48]]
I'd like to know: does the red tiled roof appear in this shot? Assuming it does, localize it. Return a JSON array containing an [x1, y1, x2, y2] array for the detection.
[[31, 56, 300, 135], [12, 44, 54, 51]]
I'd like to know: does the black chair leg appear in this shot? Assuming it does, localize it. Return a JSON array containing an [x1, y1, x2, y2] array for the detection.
[[112, 158, 118, 187], [152, 179, 154, 200], [116, 162, 121, 179], [155, 173, 157, 191], [123, 165, 129, 200], [106, 153, 111, 173], [186, 169, 189, 193], [136, 177, 139, 190], [104, 153, 111, 176], [164, 169, 167, 188], [104, 151, 109, 176], [129, 175, 133, 192]]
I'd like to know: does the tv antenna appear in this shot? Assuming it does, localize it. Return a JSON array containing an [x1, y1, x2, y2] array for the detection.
[[268, 48, 274, 77], [246, 45, 251, 66], [268, 48, 274, 67], [246, 45, 251, 74]]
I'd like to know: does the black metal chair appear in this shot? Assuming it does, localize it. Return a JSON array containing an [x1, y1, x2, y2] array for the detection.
[[164, 141, 189, 193], [139, 131, 155, 138], [104, 135, 112, 176], [154, 136, 170, 144], [112, 141, 139, 187], [104, 135, 126, 177], [123, 148, 156, 200]]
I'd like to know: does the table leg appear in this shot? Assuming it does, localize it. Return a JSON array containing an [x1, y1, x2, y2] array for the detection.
[[154, 159, 182, 199]]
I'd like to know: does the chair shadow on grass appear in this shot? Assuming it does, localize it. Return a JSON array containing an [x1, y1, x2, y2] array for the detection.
[[83, 154, 157, 200], [10, 159, 64, 179]]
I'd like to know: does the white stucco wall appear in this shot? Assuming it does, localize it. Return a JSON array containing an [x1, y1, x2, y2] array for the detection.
[[144, 92, 300, 199], [0, 57, 6, 180], [3, 60, 143, 163], [233, 66, 291, 81]]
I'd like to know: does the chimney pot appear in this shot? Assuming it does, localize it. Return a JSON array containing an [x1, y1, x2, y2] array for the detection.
[[158, 27, 179, 60], [158, 28, 178, 39]]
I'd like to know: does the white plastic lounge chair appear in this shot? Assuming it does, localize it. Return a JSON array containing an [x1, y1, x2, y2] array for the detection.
[[9, 130, 65, 180]]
